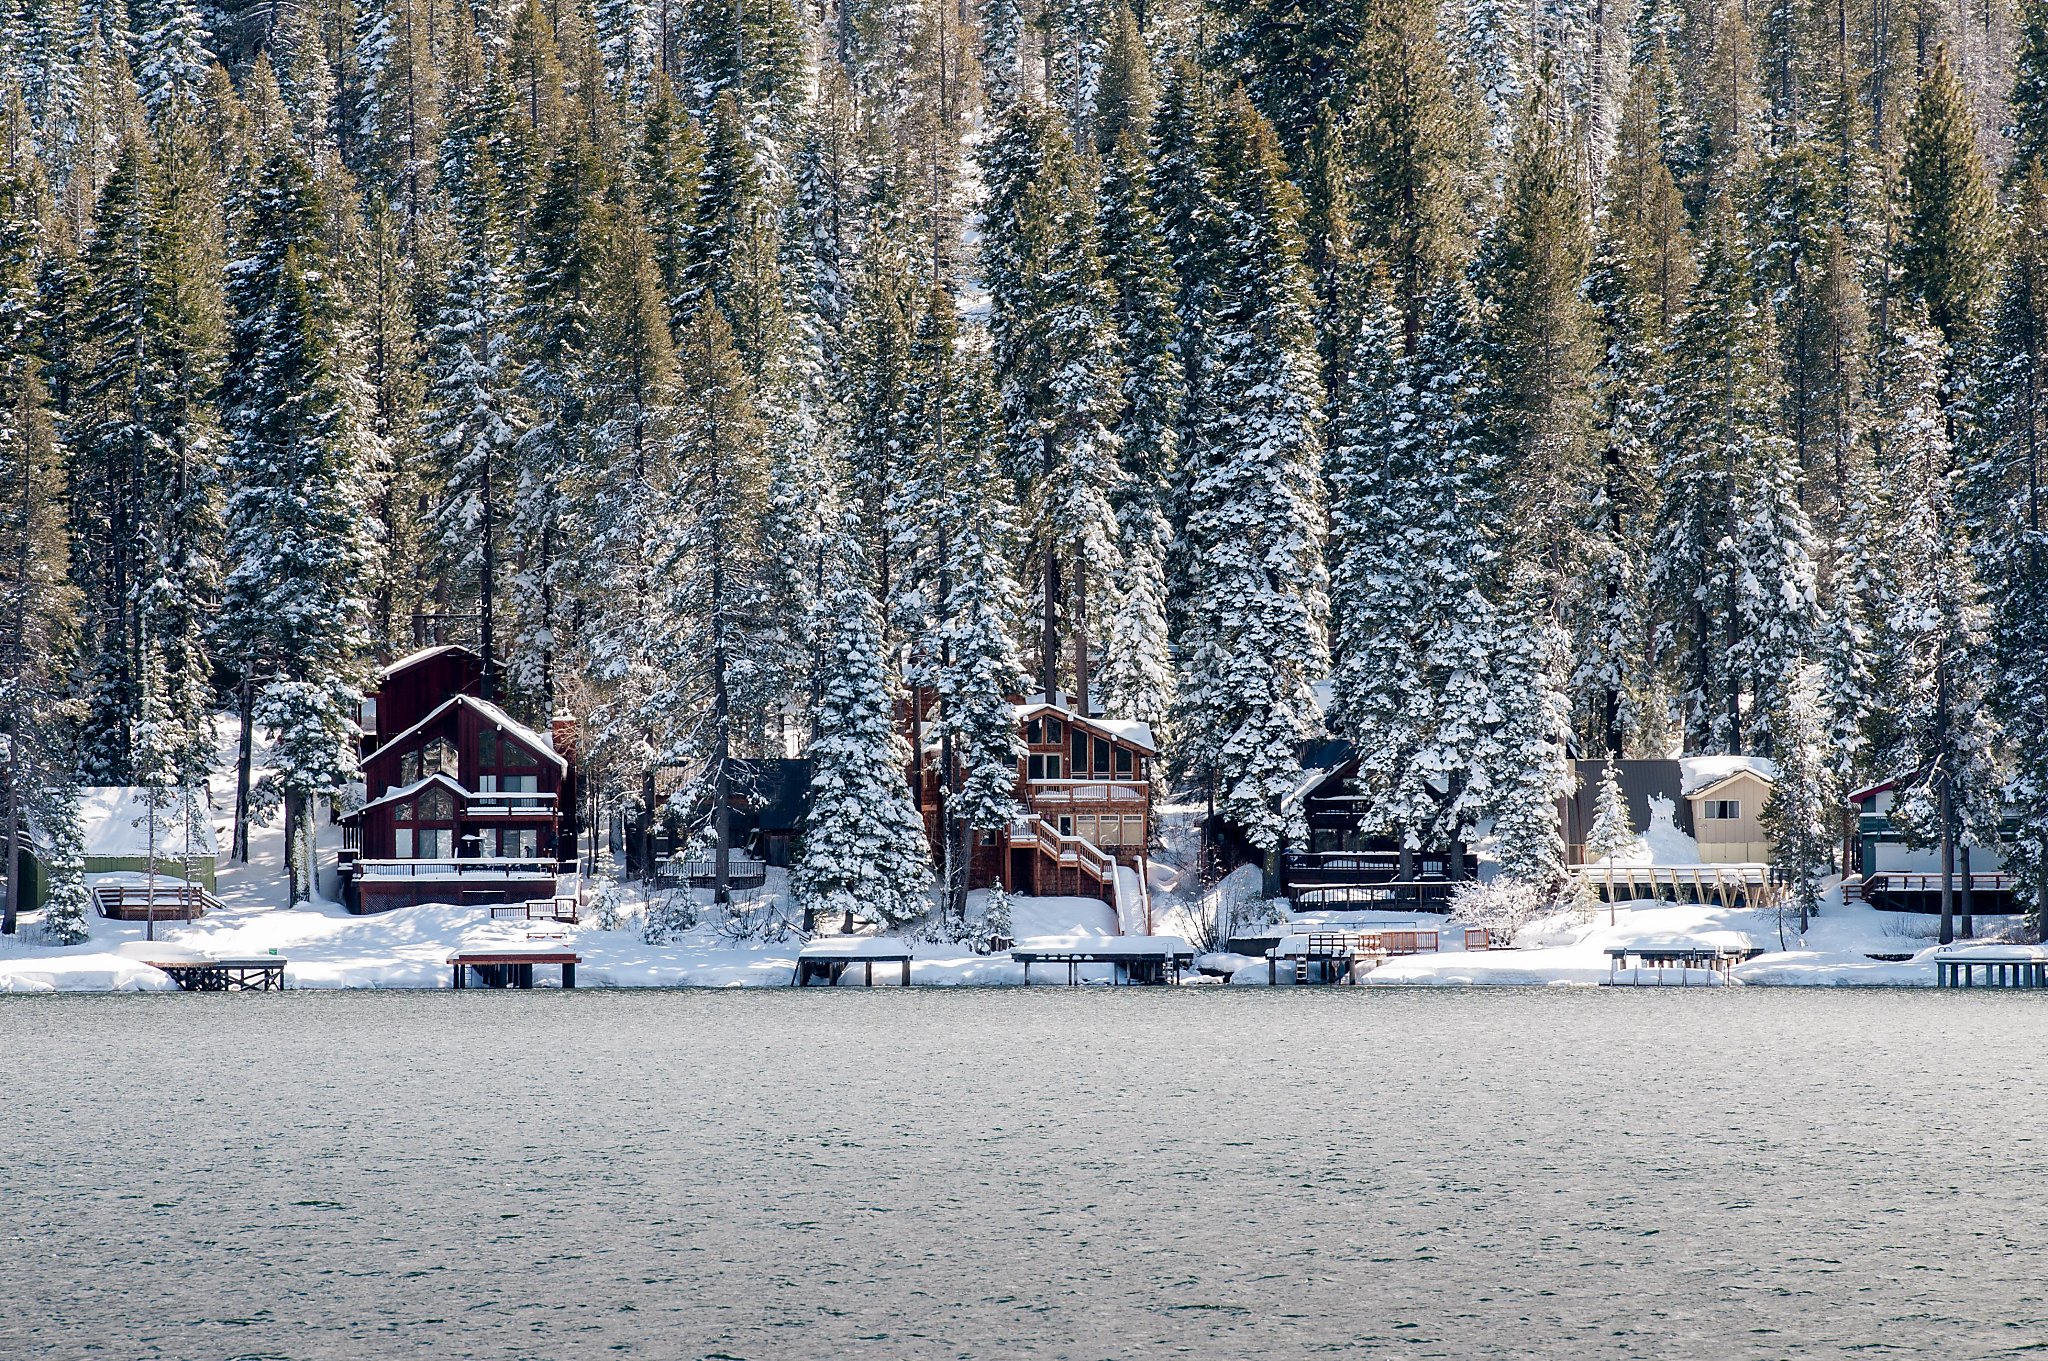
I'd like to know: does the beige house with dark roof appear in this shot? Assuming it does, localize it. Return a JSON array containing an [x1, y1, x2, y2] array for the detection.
[[1680, 757, 1778, 865]]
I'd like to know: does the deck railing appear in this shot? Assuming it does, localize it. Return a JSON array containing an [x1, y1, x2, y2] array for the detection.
[[1291, 882, 1457, 911], [349, 857, 565, 880], [1860, 871, 2012, 900], [1015, 815, 1117, 885], [91, 882, 224, 918]]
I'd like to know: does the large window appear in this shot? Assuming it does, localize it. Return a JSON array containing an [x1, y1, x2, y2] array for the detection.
[[1027, 753, 1062, 781], [478, 775, 539, 795], [477, 827, 539, 858], [479, 728, 543, 772], [422, 736, 459, 779], [393, 786, 457, 859]]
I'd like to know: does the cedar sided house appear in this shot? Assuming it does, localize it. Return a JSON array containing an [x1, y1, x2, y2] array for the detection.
[[911, 696, 1156, 911], [338, 646, 579, 914]]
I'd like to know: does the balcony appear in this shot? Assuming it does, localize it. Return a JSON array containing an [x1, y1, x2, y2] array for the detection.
[[346, 856, 568, 883]]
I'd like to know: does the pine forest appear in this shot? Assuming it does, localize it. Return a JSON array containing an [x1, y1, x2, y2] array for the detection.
[[5, 0, 2048, 927]]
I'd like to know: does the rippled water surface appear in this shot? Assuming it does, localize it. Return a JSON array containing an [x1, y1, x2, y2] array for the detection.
[[1, 988, 2043, 1359]]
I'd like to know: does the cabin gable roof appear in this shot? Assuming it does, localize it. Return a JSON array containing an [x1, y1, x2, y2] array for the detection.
[[363, 694, 566, 773]]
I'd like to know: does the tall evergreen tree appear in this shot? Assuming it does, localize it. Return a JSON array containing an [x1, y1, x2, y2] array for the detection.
[[792, 543, 934, 931], [1898, 46, 1997, 351], [1178, 91, 1328, 856], [0, 132, 79, 936], [424, 46, 523, 703], [220, 140, 375, 905]]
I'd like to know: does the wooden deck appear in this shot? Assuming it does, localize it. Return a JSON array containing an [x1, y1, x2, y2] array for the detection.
[[486, 896, 582, 923], [1572, 863, 1779, 911], [92, 883, 223, 920], [1862, 872, 2016, 915], [795, 937, 914, 986], [1602, 938, 1752, 985], [1265, 927, 1445, 985]]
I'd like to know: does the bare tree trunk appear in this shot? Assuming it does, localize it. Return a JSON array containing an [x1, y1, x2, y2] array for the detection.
[[3, 739, 20, 935], [233, 673, 255, 864], [1072, 555, 1090, 718], [1040, 542, 1059, 702], [1938, 776, 1955, 946], [638, 767, 657, 880], [1959, 843, 1974, 939], [479, 445, 497, 704]]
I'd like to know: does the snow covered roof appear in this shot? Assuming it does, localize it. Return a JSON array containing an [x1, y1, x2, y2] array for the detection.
[[1010, 934, 1191, 955], [357, 772, 470, 813], [1281, 766, 1332, 813], [1011, 701, 1159, 755], [363, 694, 567, 772], [1678, 755, 1779, 798], [73, 787, 219, 860], [378, 643, 480, 678]]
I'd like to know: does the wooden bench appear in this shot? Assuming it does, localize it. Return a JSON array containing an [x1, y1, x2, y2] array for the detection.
[[449, 951, 580, 989], [487, 897, 581, 923]]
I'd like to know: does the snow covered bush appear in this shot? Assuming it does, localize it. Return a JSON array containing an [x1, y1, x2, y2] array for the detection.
[[1449, 877, 1557, 946], [642, 889, 698, 943], [975, 881, 1015, 954], [589, 842, 625, 931]]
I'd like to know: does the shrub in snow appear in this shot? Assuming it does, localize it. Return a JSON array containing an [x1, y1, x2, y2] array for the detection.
[[976, 881, 1014, 954], [642, 889, 698, 943], [1449, 877, 1556, 946], [589, 843, 625, 931]]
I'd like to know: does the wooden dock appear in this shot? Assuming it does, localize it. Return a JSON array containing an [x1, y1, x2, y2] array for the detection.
[[146, 958, 288, 992], [1935, 948, 2048, 989], [795, 936, 914, 987], [449, 951, 579, 989], [1603, 936, 1752, 986], [1011, 935, 1193, 985]]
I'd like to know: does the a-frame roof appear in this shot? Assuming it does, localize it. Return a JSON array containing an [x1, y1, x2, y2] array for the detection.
[[363, 693, 566, 772], [1012, 700, 1159, 756]]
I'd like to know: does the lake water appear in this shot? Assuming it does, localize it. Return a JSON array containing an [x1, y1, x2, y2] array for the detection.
[[1, 988, 2041, 1359]]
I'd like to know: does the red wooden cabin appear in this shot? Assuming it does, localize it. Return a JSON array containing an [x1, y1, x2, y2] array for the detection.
[[339, 647, 578, 913]]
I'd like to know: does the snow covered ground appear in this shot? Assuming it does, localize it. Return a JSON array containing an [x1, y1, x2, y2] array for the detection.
[[1, 851, 2016, 991], [0, 718, 2026, 992], [1229, 879, 2020, 988]]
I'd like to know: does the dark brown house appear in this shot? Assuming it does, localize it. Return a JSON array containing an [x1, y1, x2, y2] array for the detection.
[[339, 647, 578, 913]]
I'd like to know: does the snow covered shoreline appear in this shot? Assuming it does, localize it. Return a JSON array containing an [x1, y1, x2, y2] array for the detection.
[[1, 730, 2008, 994], [0, 888, 2005, 993]]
